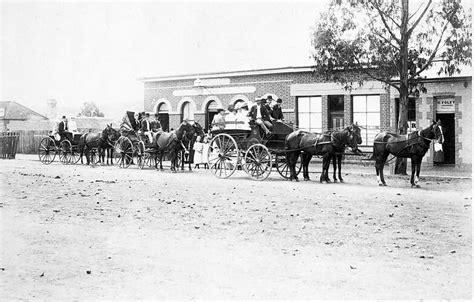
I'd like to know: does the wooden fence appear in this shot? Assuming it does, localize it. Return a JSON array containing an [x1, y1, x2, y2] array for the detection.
[[0, 132, 20, 159], [14, 130, 51, 154]]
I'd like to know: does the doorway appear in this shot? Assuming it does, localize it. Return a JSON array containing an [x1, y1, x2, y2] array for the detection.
[[435, 113, 455, 165], [157, 103, 169, 132], [205, 100, 219, 132]]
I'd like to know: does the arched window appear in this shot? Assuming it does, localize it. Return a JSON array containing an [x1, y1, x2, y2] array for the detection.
[[156, 103, 170, 132], [181, 101, 195, 122], [157, 103, 169, 113], [205, 100, 219, 131]]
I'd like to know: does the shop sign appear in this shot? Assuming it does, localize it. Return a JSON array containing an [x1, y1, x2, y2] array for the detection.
[[436, 98, 455, 113]]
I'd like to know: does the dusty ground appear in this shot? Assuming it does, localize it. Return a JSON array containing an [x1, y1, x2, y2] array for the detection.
[[0, 155, 472, 300]]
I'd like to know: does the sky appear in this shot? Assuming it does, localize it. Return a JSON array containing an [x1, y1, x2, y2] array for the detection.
[[1, 1, 328, 118]]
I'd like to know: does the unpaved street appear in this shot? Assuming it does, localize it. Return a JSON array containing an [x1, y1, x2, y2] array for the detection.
[[0, 156, 472, 299]]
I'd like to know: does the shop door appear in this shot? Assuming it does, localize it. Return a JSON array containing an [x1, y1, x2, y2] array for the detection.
[[158, 113, 169, 132], [435, 113, 455, 165]]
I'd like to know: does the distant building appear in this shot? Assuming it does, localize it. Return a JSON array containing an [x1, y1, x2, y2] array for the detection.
[[0, 101, 48, 131]]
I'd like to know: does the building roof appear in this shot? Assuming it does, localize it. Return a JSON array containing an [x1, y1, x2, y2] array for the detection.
[[139, 64, 472, 84], [138, 66, 314, 82], [0, 101, 48, 120]]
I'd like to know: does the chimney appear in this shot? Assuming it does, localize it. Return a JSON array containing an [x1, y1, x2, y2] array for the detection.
[[46, 99, 57, 119]]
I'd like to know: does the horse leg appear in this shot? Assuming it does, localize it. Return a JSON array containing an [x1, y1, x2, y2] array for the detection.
[[337, 154, 344, 182], [415, 158, 422, 188], [378, 152, 389, 186], [321, 153, 331, 183], [85, 146, 91, 165], [302, 153, 312, 181], [287, 152, 298, 181], [332, 154, 337, 182]]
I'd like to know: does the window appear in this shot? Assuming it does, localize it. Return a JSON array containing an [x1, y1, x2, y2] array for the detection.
[[157, 103, 169, 113], [328, 95, 344, 130], [352, 95, 380, 146], [297, 96, 322, 133], [181, 102, 194, 121]]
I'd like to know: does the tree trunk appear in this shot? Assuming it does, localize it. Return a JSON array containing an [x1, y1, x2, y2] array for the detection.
[[394, 0, 409, 175]]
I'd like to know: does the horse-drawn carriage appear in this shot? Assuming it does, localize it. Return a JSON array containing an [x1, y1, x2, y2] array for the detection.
[[207, 121, 303, 180], [38, 131, 83, 165], [113, 111, 146, 168]]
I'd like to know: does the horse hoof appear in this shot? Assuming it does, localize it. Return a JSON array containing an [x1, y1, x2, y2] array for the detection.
[[304, 178, 310, 181], [383, 183, 387, 186], [379, 183, 384, 186], [339, 179, 344, 183]]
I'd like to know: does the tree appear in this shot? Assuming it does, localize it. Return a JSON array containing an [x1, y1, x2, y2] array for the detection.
[[312, 0, 471, 174], [78, 102, 105, 117]]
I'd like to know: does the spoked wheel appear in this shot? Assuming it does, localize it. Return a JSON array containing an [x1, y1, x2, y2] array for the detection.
[[275, 153, 303, 180], [136, 141, 145, 169], [207, 133, 239, 179], [243, 144, 272, 181], [58, 140, 72, 164], [139, 152, 152, 169], [70, 145, 82, 164], [114, 137, 133, 168], [38, 136, 57, 165]]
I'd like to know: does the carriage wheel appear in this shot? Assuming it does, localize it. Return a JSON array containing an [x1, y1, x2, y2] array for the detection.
[[207, 133, 239, 179], [58, 140, 72, 164], [243, 144, 272, 181], [114, 137, 133, 168], [275, 153, 303, 179], [69, 145, 82, 164], [38, 136, 57, 165], [136, 141, 145, 169], [139, 152, 152, 169]]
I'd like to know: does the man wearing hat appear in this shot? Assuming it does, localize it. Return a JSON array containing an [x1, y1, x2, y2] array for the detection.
[[271, 98, 284, 121], [225, 104, 239, 129], [58, 116, 72, 141], [265, 95, 275, 118], [151, 113, 162, 133], [249, 97, 272, 135], [211, 107, 226, 131], [139, 113, 153, 143]]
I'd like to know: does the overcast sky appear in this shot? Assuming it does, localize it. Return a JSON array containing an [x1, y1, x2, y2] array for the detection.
[[1, 1, 328, 118]]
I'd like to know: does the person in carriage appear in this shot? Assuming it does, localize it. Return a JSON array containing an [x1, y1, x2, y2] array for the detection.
[[211, 107, 226, 131], [271, 98, 284, 121], [151, 113, 162, 133], [57, 116, 73, 141], [249, 97, 272, 135], [139, 112, 154, 144]]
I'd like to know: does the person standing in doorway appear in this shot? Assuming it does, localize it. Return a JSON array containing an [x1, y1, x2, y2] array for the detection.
[[433, 119, 445, 165]]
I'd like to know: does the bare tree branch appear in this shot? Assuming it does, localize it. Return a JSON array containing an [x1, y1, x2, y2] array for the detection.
[[371, 1, 401, 45], [407, 0, 432, 36], [408, 1, 424, 22], [415, 22, 450, 76], [353, 53, 400, 92]]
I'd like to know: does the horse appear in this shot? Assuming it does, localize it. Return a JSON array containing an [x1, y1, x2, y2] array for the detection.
[[99, 125, 120, 165], [78, 124, 118, 165], [372, 120, 443, 187], [176, 122, 205, 171], [152, 121, 198, 172], [330, 124, 363, 182], [285, 124, 362, 182]]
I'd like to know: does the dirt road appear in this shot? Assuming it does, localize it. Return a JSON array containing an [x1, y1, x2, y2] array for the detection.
[[1, 156, 471, 299]]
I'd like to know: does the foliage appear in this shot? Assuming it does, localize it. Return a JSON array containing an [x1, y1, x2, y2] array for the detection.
[[78, 102, 105, 117], [312, 0, 471, 96]]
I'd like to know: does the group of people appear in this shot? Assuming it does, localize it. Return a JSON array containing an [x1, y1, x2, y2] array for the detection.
[[211, 95, 284, 135], [134, 112, 162, 144], [56, 116, 78, 142]]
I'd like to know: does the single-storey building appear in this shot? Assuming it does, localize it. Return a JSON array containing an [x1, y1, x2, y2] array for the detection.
[[140, 66, 471, 169]]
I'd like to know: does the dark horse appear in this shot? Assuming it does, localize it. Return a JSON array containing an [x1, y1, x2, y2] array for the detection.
[[79, 124, 119, 165], [372, 120, 442, 187], [331, 125, 363, 182], [99, 125, 121, 165], [285, 124, 362, 182], [152, 121, 198, 172]]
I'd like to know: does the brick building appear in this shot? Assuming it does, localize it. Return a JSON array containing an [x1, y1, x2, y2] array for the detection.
[[140, 66, 471, 169]]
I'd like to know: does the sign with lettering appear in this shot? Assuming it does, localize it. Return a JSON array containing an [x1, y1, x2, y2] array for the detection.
[[194, 78, 230, 87], [436, 98, 455, 113]]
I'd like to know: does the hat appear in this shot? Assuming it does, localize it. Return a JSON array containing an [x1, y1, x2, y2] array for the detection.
[[62, 116, 66, 119], [276, 98, 282, 103], [261, 98, 267, 104], [216, 107, 225, 113], [227, 104, 235, 112], [267, 95, 273, 100], [145, 113, 150, 117], [154, 113, 159, 117]]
